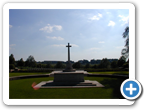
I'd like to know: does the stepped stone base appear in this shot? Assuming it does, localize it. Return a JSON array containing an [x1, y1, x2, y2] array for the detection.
[[34, 80, 104, 88], [34, 70, 104, 88]]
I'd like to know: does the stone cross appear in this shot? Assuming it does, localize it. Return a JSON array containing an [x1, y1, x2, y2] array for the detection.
[[66, 43, 71, 63], [63, 43, 75, 72]]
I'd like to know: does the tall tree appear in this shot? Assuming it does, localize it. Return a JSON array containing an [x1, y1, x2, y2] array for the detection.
[[92, 64, 98, 69], [121, 26, 129, 61], [9, 54, 15, 65], [117, 56, 126, 67], [98, 58, 110, 68], [46, 63, 52, 68], [72, 62, 81, 68], [85, 63, 90, 68], [90, 59, 96, 64], [17, 58, 25, 67], [55, 62, 65, 68], [37, 63, 42, 68], [111, 60, 117, 68], [25, 55, 36, 67]]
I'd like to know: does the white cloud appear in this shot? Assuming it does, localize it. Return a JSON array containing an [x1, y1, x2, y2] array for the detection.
[[108, 21, 115, 27], [40, 25, 53, 33], [54, 25, 62, 30], [9, 44, 16, 50], [51, 44, 65, 47], [51, 43, 79, 47], [116, 46, 124, 49], [10, 44, 16, 46], [89, 13, 102, 21], [106, 12, 111, 14], [46, 36, 64, 40], [89, 15, 100, 20], [118, 15, 129, 26], [98, 13, 102, 18], [90, 47, 100, 50], [40, 24, 62, 33], [9, 25, 13, 28], [99, 41, 105, 43], [71, 44, 79, 47]]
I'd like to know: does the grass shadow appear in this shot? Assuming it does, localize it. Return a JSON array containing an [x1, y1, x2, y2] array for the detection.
[[112, 72, 129, 75], [100, 78, 126, 99]]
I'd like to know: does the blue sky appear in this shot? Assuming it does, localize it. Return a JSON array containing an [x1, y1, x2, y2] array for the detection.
[[9, 9, 129, 62]]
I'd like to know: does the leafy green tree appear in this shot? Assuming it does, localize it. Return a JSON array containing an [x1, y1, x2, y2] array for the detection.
[[92, 64, 98, 69], [25, 55, 36, 67], [41, 64, 46, 68], [37, 63, 42, 68], [46, 63, 52, 68], [111, 60, 117, 68], [117, 56, 126, 67], [98, 58, 110, 68], [17, 58, 25, 67], [121, 26, 129, 61], [55, 62, 65, 68], [82, 59, 89, 64], [9, 64, 15, 69], [9, 54, 15, 65], [90, 59, 96, 64], [72, 62, 81, 68], [85, 63, 90, 68], [122, 63, 129, 68]]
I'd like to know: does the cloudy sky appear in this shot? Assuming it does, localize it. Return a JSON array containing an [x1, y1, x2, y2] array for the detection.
[[9, 9, 129, 62]]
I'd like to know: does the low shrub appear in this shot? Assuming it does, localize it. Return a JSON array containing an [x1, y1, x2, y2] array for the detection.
[[9, 64, 15, 69], [122, 63, 129, 68]]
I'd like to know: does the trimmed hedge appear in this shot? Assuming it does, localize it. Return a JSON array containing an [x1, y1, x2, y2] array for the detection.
[[84, 68, 128, 72]]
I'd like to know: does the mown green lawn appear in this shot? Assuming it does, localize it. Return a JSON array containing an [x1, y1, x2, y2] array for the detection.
[[9, 72, 50, 77], [9, 71, 129, 77], [9, 76, 126, 99], [89, 71, 129, 75]]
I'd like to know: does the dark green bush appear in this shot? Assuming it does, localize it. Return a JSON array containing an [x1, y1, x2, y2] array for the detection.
[[9, 64, 15, 69], [122, 63, 129, 68]]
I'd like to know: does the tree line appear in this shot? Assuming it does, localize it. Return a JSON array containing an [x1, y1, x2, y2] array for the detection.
[[9, 54, 128, 70]]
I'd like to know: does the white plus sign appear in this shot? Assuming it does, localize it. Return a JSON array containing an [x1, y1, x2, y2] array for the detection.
[[126, 83, 137, 95]]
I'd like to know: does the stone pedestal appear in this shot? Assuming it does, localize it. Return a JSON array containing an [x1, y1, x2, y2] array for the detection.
[[34, 71, 104, 88], [63, 61, 75, 72], [54, 72, 84, 82]]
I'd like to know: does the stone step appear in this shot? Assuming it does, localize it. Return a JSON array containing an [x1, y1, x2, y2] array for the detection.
[[35, 80, 104, 88], [76, 82, 96, 86], [41, 81, 97, 86]]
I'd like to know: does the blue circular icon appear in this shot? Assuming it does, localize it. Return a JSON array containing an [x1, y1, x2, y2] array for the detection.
[[121, 79, 142, 100], [123, 81, 139, 97]]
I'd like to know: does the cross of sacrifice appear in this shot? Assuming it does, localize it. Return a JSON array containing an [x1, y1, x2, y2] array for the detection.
[[66, 43, 72, 63]]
